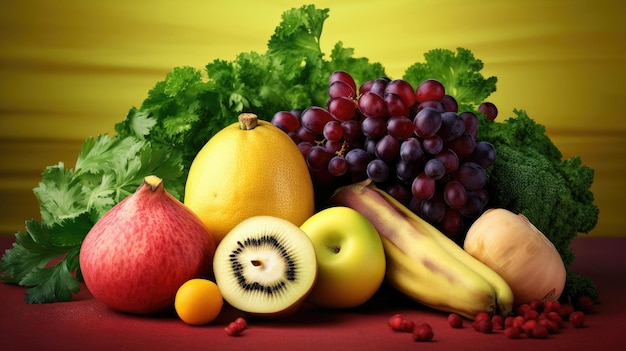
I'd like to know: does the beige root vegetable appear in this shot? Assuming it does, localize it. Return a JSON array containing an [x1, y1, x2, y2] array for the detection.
[[463, 208, 566, 306]]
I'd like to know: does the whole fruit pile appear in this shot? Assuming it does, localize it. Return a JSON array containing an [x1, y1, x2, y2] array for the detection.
[[271, 72, 498, 242]]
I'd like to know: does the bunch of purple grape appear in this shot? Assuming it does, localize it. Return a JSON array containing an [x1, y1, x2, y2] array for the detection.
[[271, 71, 498, 241]]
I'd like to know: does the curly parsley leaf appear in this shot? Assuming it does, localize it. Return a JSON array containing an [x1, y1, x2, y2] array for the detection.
[[0, 217, 89, 303]]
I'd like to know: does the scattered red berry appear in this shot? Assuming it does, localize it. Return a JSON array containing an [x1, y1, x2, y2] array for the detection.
[[529, 300, 543, 311], [504, 316, 515, 328], [234, 317, 247, 330], [448, 313, 463, 328], [559, 303, 575, 319], [224, 318, 247, 336], [400, 319, 415, 332], [543, 300, 562, 314], [539, 318, 559, 334], [569, 311, 586, 328], [545, 311, 564, 328], [576, 296, 595, 314], [516, 303, 531, 316], [529, 324, 549, 339], [474, 318, 493, 333], [524, 310, 539, 321], [512, 316, 526, 328], [412, 323, 434, 342], [491, 315, 504, 331], [388, 313, 404, 331], [504, 326, 522, 339], [522, 319, 538, 335], [474, 312, 490, 322]]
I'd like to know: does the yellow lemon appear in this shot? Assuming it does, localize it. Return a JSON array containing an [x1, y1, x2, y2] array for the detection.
[[184, 113, 315, 244], [174, 279, 223, 325]]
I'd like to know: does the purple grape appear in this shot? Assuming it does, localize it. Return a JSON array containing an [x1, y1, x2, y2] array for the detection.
[[367, 159, 390, 183], [271, 111, 300, 132], [468, 141, 497, 169], [306, 145, 332, 171], [387, 116, 415, 140], [422, 135, 444, 155], [345, 148, 373, 174], [435, 149, 459, 174], [328, 155, 348, 177], [301, 106, 333, 134], [358, 91, 388, 119], [453, 162, 486, 190], [424, 158, 445, 180], [361, 117, 387, 140], [375, 135, 400, 162], [420, 193, 446, 224], [443, 180, 468, 209], [438, 112, 465, 141], [328, 80, 355, 99], [400, 138, 424, 164], [327, 96, 357, 121], [413, 107, 442, 138], [323, 120, 344, 142], [411, 173, 435, 200], [396, 160, 418, 183]]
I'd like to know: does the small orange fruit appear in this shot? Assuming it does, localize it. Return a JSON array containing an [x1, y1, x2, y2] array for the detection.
[[175, 278, 223, 325], [184, 113, 315, 243]]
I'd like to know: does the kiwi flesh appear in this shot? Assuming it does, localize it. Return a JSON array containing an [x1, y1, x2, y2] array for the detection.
[[213, 215, 318, 317]]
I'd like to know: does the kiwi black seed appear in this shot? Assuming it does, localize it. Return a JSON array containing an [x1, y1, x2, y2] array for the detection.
[[213, 216, 318, 316], [231, 235, 297, 294]]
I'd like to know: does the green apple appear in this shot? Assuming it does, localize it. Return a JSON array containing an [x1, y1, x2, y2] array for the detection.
[[300, 206, 386, 308]]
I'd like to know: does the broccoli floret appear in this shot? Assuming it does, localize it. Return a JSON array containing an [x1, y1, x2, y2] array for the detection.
[[402, 47, 498, 111], [478, 109, 600, 302]]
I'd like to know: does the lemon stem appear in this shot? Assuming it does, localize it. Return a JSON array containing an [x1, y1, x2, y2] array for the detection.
[[238, 113, 259, 130]]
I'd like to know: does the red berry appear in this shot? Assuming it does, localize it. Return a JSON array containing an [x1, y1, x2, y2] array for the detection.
[[559, 303, 575, 319], [400, 319, 415, 332], [225, 319, 246, 337], [545, 311, 564, 328], [224, 325, 238, 336], [539, 318, 559, 334], [412, 323, 434, 342], [569, 311, 586, 328], [492, 315, 504, 330], [530, 324, 549, 339], [388, 314, 404, 331], [448, 313, 463, 328], [504, 326, 522, 339], [543, 300, 562, 314], [529, 300, 543, 311], [476, 318, 493, 333], [522, 319, 538, 335], [516, 303, 531, 315], [512, 316, 526, 328], [474, 312, 490, 322], [524, 310, 540, 321], [576, 296, 595, 314], [234, 317, 247, 330], [504, 316, 515, 328]]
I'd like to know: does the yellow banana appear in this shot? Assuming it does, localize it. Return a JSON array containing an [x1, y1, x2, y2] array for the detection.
[[330, 179, 513, 319]]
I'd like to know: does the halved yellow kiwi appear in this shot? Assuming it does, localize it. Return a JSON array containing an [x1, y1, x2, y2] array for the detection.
[[213, 215, 318, 317]]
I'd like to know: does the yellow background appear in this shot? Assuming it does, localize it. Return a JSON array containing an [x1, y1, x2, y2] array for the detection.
[[1, 0, 624, 236]]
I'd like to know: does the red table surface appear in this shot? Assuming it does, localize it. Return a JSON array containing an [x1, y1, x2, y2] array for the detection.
[[1, 235, 625, 351]]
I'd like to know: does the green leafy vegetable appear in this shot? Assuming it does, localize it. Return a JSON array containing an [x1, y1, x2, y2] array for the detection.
[[478, 109, 600, 302], [403, 47, 498, 112]]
